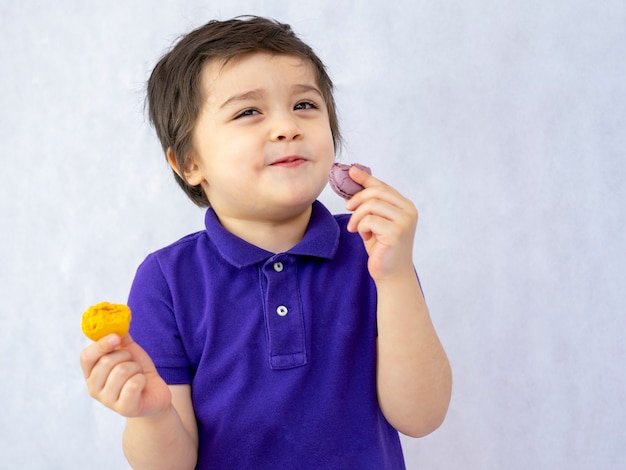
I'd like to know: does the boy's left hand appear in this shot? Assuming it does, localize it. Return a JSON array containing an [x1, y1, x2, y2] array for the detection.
[[345, 165, 418, 281]]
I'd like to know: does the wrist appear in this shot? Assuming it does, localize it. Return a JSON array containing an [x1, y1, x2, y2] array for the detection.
[[127, 401, 176, 427], [372, 264, 417, 286]]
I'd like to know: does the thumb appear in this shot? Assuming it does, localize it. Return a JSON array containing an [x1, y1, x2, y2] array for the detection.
[[348, 163, 374, 186], [120, 334, 157, 374]]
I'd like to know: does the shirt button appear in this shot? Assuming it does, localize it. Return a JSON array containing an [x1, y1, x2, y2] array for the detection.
[[276, 305, 288, 316], [273, 262, 284, 272]]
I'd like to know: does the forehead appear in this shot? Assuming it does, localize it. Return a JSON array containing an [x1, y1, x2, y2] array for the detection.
[[199, 52, 318, 101]]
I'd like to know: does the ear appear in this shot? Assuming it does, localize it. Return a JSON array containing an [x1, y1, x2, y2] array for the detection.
[[166, 147, 205, 186]]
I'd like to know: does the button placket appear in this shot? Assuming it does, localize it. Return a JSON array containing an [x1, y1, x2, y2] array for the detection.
[[263, 256, 307, 369]]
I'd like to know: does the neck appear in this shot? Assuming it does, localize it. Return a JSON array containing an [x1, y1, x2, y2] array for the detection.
[[215, 206, 313, 254]]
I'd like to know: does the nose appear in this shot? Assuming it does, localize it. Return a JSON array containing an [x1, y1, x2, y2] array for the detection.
[[270, 114, 302, 142]]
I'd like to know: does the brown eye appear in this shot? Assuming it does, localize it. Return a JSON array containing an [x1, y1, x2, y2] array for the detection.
[[294, 101, 318, 111], [235, 108, 260, 119]]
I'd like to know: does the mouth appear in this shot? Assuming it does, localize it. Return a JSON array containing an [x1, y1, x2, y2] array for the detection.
[[270, 156, 307, 167]]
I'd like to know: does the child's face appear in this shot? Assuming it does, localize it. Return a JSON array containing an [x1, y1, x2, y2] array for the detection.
[[185, 52, 335, 223]]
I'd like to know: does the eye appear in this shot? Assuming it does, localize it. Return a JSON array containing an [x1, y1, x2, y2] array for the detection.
[[294, 101, 319, 111], [235, 108, 260, 119]]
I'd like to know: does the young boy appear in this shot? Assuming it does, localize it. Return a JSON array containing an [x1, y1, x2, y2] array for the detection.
[[80, 16, 451, 469]]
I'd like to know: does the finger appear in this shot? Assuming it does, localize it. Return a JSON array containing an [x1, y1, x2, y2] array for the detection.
[[348, 164, 381, 187], [347, 195, 414, 234], [85, 348, 135, 398], [349, 196, 404, 224], [116, 373, 148, 417], [119, 334, 159, 375], [346, 181, 410, 213], [99, 360, 145, 410], [80, 334, 122, 379], [354, 213, 405, 243]]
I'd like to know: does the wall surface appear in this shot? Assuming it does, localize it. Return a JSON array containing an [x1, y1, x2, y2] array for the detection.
[[2, 1, 625, 468]]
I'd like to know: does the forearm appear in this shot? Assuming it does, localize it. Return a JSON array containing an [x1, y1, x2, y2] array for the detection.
[[123, 404, 198, 470], [375, 268, 452, 437]]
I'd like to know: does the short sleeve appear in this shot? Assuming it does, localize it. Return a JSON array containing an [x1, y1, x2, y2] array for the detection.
[[127, 253, 193, 384]]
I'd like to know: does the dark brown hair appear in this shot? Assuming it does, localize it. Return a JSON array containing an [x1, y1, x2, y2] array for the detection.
[[146, 16, 341, 207]]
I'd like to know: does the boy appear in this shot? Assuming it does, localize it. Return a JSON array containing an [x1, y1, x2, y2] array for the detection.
[[80, 16, 451, 469]]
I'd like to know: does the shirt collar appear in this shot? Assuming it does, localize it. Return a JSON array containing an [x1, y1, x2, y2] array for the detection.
[[204, 200, 340, 268]]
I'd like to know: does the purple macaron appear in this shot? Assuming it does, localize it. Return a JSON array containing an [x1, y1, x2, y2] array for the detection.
[[328, 163, 372, 200]]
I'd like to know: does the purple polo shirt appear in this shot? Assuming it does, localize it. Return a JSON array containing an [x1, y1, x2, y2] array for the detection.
[[128, 200, 406, 469]]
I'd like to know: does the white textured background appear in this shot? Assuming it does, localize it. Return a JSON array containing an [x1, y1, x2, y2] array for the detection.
[[2, 1, 625, 469]]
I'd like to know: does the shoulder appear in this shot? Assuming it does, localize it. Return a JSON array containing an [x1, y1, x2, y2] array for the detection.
[[128, 228, 215, 320], [142, 230, 208, 264], [155, 229, 208, 255], [132, 229, 214, 287]]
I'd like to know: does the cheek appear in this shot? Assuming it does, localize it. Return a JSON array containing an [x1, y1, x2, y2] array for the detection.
[[205, 138, 254, 173], [223, 132, 260, 159], [321, 129, 336, 159]]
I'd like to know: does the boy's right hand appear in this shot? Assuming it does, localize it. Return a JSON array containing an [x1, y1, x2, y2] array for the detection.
[[80, 334, 172, 418]]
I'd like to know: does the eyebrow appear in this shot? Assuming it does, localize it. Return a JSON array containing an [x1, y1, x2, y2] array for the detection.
[[218, 89, 263, 110], [292, 84, 324, 98], [218, 84, 324, 110]]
